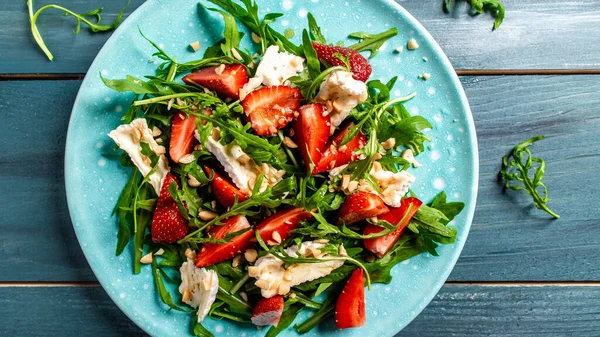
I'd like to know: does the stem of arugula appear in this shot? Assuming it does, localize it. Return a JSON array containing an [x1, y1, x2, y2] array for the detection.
[[278, 131, 299, 167]]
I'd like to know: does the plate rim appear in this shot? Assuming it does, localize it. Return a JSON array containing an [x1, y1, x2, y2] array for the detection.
[[64, 0, 479, 336]]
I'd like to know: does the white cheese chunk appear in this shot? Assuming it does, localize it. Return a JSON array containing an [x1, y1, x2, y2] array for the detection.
[[108, 118, 170, 194], [359, 164, 416, 207], [250, 241, 344, 298], [179, 259, 219, 323], [242, 45, 305, 93], [204, 136, 284, 194], [315, 70, 368, 128]]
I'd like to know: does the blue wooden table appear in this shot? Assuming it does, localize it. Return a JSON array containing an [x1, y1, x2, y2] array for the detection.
[[1, 0, 600, 335]]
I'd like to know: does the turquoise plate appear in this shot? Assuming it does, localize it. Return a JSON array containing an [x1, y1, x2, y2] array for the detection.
[[65, 0, 478, 336]]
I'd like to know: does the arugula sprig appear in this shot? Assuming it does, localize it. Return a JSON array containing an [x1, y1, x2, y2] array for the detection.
[[444, 0, 505, 30], [499, 136, 559, 219], [27, 0, 130, 61], [348, 27, 398, 58]]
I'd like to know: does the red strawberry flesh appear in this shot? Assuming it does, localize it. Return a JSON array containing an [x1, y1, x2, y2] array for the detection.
[[204, 166, 248, 207], [314, 122, 367, 173], [293, 103, 330, 171], [195, 215, 254, 268], [338, 191, 389, 225], [256, 207, 312, 243], [169, 111, 197, 163], [335, 268, 366, 329], [182, 64, 248, 99], [242, 86, 302, 136], [151, 173, 189, 243], [312, 42, 372, 82], [251, 295, 284, 327]]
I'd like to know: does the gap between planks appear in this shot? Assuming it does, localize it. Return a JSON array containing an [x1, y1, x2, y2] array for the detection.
[[2, 281, 600, 288], [2, 69, 600, 81]]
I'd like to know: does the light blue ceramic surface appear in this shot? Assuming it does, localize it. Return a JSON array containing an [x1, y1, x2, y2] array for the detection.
[[64, 0, 478, 336]]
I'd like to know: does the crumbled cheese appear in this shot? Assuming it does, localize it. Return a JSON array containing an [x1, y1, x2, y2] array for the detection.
[[358, 164, 416, 207], [203, 135, 284, 194], [315, 70, 368, 129], [250, 241, 344, 298], [108, 118, 170, 194], [179, 259, 219, 323], [242, 45, 305, 93]]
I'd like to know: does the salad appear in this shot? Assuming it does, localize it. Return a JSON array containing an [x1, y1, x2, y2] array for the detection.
[[102, 1, 465, 336]]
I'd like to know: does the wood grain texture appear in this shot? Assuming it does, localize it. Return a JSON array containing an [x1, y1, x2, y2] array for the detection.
[[1, 0, 600, 73], [1, 285, 599, 336], [0, 75, 599, 282]]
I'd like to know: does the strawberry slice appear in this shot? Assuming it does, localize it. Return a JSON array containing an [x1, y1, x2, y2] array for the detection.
[[204, 166, 248, 207], [335, 268, 366, 329], [257, 207, 312, 244], [364, 197, 422, 258], [314, 122, 367, 174], [195, 215, 255, 267], [242, 86, 302, 136], [251, 295, 284, 327], [169, 111, 197, 163], [312, 42, 372, 82], [293, 103, 330, 171], [182, 64, 248, 99], [151, 173, 189, 243], [338, 191, 389, 225]]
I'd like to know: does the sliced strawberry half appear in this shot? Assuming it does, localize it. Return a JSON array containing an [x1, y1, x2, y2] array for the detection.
[[251, 295, 284, 327], [195, 215, 255, 268], [338, 191, 389, 225], [242, 86, 302, 136], [169, 111, 197, 163], [314, 122, 367, 174], [293, 103, 330, 171], [364, 197, 422, 258], [204, 166, 248, 207], [335, 268, 366, 329], [257, 207, 312, 243], [182, 64, 248, 99], [151, 173, 189, 243], [312, 42, 372, 82]]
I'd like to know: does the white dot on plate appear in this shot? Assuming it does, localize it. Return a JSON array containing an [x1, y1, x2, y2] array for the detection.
[[282, 0, 294, 10], [188, 22, 193, 27], [373, 310, 378, 316], [119, 292, 126, 299], [143, 284, 150, 290], [427, 87, 437, 96], [433, 114, 443, 123], [281, 19, 289, 27], [454, 192, 461, 198], [458, 127, 465, 133], [393, 89, 401, 97], [447, 134, 453, 141], [98, 158, 107, 167], [298, 8, 308, 17], [101, 69, 108, 76], [406, 80, 413, 88], [215, 325, 224, 333], [104, 97, 111, 102], [95, 141, 103, 149], [410, 106, 419, 115], [115, 105, 122, 113], [181, 29, 185, 33], [449, 167, 456, 172], [430, 150, 441, 161], [433, 177, 446, 190]]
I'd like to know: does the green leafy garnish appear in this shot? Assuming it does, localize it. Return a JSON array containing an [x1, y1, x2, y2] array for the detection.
[[499, 135, 559, 218], [348, 27, 398, 58], [444, 0, 505, 30], [27, 0, 130, 60]]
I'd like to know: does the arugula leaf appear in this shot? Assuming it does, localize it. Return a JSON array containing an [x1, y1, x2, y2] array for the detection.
[[206, 7, 242, 58], [307, 13, 326, 44], [191, 316, 215, 337], [430, 191, 465, 225], [151, 259, 191, 312], [379, 115, 432, 154], [499, 135, 559, 218], [302, 29, 321, 79], [294, 293, 337, 333], [348, 27, 398, 58], [27, 0, 130, 60], [114, 168, 139, 255]]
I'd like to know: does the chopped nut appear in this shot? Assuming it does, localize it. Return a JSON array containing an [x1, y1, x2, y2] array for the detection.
[[189, 41, 200, 52], [329, 187, 336, 193], [211, 128, 220, 141], [154, 145, 166, 155], [402, 149, 421, 168], [332, 100, 344, 112], [372, 161, 383, 172], [202, 277, 212, 291], [370, 216, 378, 223], [152, 126, 162, 137], [239, 88, 248, 101], [255, 279, 270, 289], [214, 64, 226, 75], [322, 110, 329, 117], [140, 252, 153, 264], [338, 245, 348, 256], [247, 62, 254, 69], [231, 48, 243, 60], [248, 266, 259, 277], [338, 144, 347, 152], [179, 154, 195, 164], [176, 97, 186, 106], [194, 144, 203, 151], [423, 57, 428, 62], [238, 153, 252, 164], [167, 98, 175, 111], [329, 160, 337, 170], [347, 180, 359, 192], [329, 144, 337, 153], [185, 249, 197, 261], [211, 200, 217, 208], [381, 138, 396, 150], [269, 125, 278, 134], [232, 254, 242, 268], [341, 174, 351, 190], [261, 163, 270, 175], [289, 293, 297, 299], [251, 32, 262, 43], [419, 73, 431, 81], [407, 38, 419, 50], [325, 100, 333, 113], [266, 239, 278, 246], [283, 136, 298, 148], [283, 272, 293, 282], [154, 248, 165, 256], [239, 291, 248, 302], [131, 128, 142, 143], [188, 174, 202, 187], [272, 231, 282, 244], [244, 249, 258, 263], [315, 239, 329, 244], [198, 210, 218, 221], [373, 153, 382, 160], [278, 283, 291, 295], [293, 111, 299, 118], [182, 289, 192, 303], [395, 46, 403, 53], [252, 53, 259, 59], [156, 138, 163, 144]]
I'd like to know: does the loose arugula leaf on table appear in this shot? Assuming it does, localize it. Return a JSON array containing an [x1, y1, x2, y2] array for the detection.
[[27, 0, 130, 60], [499, 135, 559, 218], [348, 27, 398, 58], [443, 0, 505, 30]]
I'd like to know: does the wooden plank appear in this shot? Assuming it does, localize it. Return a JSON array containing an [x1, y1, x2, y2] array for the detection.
[[1, 75, 599, 282], [1, 285, 599, 336], [1, 0, 600, 73]]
